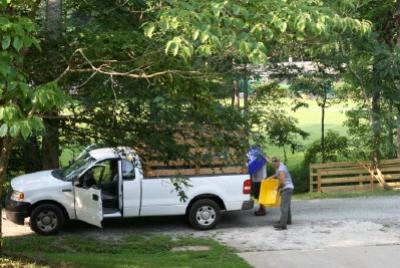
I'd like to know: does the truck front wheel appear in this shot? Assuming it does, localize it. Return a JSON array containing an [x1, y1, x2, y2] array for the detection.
[[30, 204, 65, 235], [188, 199, 221, 230]]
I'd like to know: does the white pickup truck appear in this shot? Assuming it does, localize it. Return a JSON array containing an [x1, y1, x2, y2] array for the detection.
[[6, 147, 253, 235]]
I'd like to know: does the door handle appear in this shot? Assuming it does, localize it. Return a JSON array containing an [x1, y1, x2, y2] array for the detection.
[[62, 188, 72, 192], [92, 194, 99, 201]]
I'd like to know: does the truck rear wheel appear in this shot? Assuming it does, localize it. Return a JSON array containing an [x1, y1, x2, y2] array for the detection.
[[30, 204, 65, 235], [188, 199, 220, 230]]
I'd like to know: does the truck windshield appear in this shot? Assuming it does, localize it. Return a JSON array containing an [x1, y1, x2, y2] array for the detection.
[[54, 157, 96, 181]]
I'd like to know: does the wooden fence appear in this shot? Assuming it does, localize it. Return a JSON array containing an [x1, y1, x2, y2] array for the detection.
[[309, 159, 400, 193]]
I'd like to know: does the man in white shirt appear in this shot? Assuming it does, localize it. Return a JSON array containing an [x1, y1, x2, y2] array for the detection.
[[271, 156, 294, 230]]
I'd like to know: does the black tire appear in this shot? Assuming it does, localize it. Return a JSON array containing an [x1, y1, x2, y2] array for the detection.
[[188, 199, 221, 230], [30, 204, 65, 235]]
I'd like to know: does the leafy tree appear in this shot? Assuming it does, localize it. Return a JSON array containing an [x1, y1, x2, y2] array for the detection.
[[0, 3, 67, 247], [249, 84, 309, 162], [303, 130, 350, 166], [145, 0, 370, 62], [335, 0, 400, 164], [291, 73, 336, 162]]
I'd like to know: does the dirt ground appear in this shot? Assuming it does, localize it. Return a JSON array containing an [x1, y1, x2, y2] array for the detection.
[[3, 195, 400, 253]]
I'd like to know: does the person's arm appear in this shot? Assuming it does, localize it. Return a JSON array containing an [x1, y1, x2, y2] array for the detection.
[[278, 171, 286, 188]]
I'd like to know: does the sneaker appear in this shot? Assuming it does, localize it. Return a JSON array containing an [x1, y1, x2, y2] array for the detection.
[[254, 210, 266, 216], [273, 224, 287, 230], [276, 221, 292, 225]]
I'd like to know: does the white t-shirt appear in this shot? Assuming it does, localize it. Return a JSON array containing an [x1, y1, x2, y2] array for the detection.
[[275, 163, 294, 190]]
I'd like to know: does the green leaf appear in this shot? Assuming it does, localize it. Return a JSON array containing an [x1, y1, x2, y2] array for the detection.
[[32, 38, 41, 51], [200, 32, 210, 43], [9, 123, 20, 138], [278, 21, 287, 33], [29, 116, 44, 132], [13, 36, 23, 51], [192, 29, 200, 41], [296, 17, 306, 32], [172, 43, 180, 56], [144, 23, 156, 38], [0, 124, 8, 137], [20, 121, 31, 139], [2, 35, 11, 49], [0, 63, 10, 76], [165, 40, 173, 54]]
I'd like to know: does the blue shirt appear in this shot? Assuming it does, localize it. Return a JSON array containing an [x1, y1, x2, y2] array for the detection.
[[251, 163, 267, 182], [275, 163, 294, 190]]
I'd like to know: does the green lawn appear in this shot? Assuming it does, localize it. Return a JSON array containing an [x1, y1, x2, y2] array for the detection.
[[265, 99, 351, 169], [2, 234, 250, 268]]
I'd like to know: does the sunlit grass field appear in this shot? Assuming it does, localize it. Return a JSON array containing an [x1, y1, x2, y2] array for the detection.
[[265, 99, 351, 169]]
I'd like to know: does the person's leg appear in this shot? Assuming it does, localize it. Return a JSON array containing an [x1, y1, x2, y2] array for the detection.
[[278, 189, 291, 226], [259, 204, 266, 212], [253, 182, 266, 216], [287, 189, 293, 224]]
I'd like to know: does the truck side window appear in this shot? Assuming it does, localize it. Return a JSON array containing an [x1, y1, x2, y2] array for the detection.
[[122, 160, 135, 180]]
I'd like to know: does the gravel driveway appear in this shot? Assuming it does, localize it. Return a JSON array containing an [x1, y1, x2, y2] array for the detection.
[[3, 195, 400, 252]]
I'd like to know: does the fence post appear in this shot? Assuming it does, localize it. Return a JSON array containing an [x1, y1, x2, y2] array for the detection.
[[309, 165, 313, 192], [370, 172, 374, 191], [317, 169, 322, 193]]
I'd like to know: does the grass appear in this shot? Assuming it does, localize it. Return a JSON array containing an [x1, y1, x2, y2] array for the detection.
[[264, 99, 351, 169], [294, 189, 400, 200], [1, 234, 250, 268]]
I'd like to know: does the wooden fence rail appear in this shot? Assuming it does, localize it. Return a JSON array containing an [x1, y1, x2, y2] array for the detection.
[[143, 155, 247, 178], [309, 159, 400, 193]]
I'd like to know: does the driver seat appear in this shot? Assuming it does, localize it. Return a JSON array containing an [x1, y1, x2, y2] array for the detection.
[[101, 172, 119, 208], [102, 191, 118, 208]]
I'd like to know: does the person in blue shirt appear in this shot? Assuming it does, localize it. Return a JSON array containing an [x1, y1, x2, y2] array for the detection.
[[271, 156, 294, 230], [247, 145, 268, 216]]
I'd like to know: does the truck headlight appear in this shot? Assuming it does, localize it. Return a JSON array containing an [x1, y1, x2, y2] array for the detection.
[[10, 190, 25, 201]]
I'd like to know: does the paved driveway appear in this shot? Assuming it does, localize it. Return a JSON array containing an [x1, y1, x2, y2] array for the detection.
[[3, 195, 400, 267]]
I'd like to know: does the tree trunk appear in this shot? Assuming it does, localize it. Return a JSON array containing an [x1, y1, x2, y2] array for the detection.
[[386, 104, 396, 159], [42, 0, 63, 169], [396, 0, 400, 158], [371, 79, 381, 167], [0, 138, 15, 251], [243, 72, 249, 111], [46, 0, 62, 41], [42, 115, 60, 169], [23, 137, 41, 173], [283, 146, 288, 163], [321, 87, 327, 163], [396, 106, 400, 158], [232, 79, 240, 108], [231, 79, 236, 107], [235, 79, 240, 108], [397, 0, 400, 46]]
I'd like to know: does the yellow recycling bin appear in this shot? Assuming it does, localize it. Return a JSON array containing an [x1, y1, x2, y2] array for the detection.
[[258, 176, 281, 207]]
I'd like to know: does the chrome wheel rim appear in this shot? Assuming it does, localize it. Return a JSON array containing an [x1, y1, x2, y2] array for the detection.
[[196, 206, 216, 226], [36, 210, 58, 232]]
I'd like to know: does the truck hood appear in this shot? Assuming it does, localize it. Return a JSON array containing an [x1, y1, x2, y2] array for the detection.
[[11, 170, 66, 192]]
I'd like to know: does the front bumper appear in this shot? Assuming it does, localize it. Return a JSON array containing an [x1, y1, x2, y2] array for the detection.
[[241, 199, 254, 210], [5, 197, 31, 225]]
